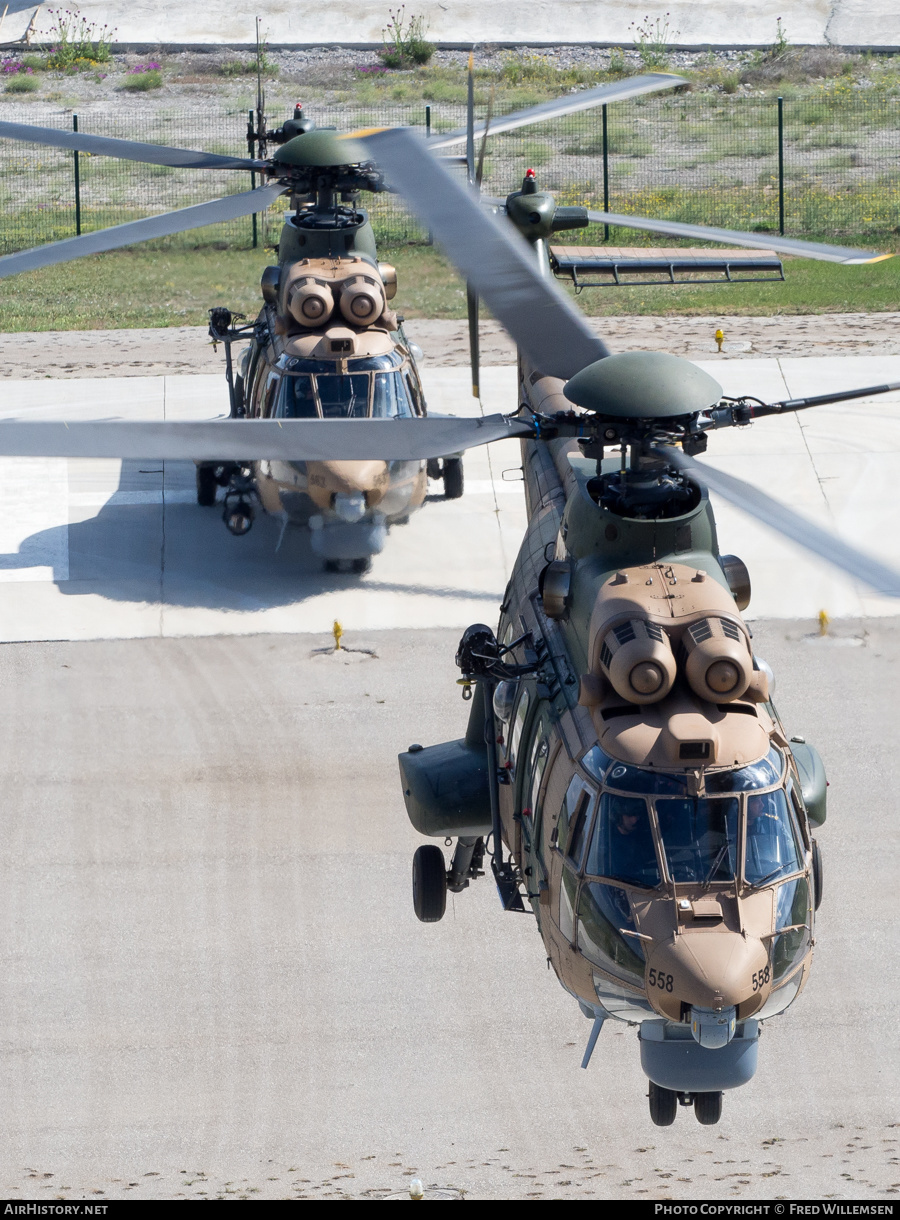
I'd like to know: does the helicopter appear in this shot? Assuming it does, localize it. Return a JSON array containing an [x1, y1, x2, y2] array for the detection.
[[0, 95, 897, 1129], [0, 71, 687, 572], [348, 127, 900, 1128]]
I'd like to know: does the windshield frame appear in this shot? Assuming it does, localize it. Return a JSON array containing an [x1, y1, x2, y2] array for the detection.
[[578, 749, 803, 893], [271, 351, 422, 420]]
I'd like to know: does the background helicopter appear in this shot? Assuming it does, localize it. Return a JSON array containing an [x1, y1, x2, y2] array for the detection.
[[0, 69, 687, 572]]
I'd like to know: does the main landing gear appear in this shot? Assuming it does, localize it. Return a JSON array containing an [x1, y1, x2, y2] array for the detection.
[[412, 838, 486, 923], [427, 457, 464, 500], [649, 1082, 723, 1126]]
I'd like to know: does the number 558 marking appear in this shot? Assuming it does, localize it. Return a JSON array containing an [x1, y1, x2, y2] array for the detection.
[[648, 968, 674, 993], [751, 964, 771, 991]]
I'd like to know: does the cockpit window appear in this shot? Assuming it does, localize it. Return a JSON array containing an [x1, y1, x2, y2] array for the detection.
[[317, 373, 370, 419], [605, 763, 690, 796], [372, 371, 415, 418], [576, 882, 646, 981], [584, 794, 661, 888], [706, 745, 784, 793], [656, 796, 740, 884], [282, 353, 401, 374], [581, 744, 613, 783], [275, 374, 317, 419], [744, 788, 802, 886]]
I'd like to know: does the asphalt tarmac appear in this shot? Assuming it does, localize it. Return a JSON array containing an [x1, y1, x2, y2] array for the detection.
[[0, 355, 897, 1201], [0, 620, 896, 1201]]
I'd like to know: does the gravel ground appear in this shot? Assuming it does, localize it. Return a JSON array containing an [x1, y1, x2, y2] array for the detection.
[[0, 313, 897, 378]]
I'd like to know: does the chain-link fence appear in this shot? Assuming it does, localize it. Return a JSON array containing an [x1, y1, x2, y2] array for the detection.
[[0, 87, 897, 257]]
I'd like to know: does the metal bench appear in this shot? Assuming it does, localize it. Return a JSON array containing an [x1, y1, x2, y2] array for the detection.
[[550, 246, 784, 291]]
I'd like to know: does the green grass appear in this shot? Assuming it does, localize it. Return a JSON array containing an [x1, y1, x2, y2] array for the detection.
[[0, 239, 896, 332], [120, 70, 163, 92], [5, 76, 39, 94]]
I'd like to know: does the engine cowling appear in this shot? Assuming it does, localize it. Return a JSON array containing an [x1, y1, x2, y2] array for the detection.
[[287, 277, 335, 327], [683, 616, 753, 703], [598, 618, 677, 705]]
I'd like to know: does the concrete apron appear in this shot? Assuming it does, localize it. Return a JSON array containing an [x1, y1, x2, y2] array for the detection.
[[20, 1, 900, 50], [0, 353, 896, 642]]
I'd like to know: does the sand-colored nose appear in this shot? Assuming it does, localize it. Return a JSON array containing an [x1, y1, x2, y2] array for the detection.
[[646, 932, 770, 1017]]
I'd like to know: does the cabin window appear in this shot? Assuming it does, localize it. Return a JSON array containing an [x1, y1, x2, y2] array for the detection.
[[566, 790, 592, 866], [556, 775, 596, 867], [585, 794, 661, 889], [507, 687, 531, 773], [744, 788, 802, 886], [526, 731, 549, 813], [656, 796, 740, 885], [559, 866, 577, 942]]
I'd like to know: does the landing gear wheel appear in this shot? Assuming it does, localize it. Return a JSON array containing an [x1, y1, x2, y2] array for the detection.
[[442, 457, 464, 500], [412, 844, 447, 923], [812, 838, 824, 910], [196, 464, 217, 507], [323, 559, 341, 574], [694, 1091, 723, 1125], [648, 1081, 678, 1126], [351, 556, 372, 574]]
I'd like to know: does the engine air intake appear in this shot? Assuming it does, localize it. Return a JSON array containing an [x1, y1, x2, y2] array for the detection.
[[597, 617, 676, 705], [683, 616, 753, 703]]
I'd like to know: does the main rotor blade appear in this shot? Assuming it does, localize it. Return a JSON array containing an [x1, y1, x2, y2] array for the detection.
[[467, 285, 480, 398], [362, 128, 609, 379], [0, 120, 267, 171], [658, 445, 900, 598], [587, 209, 891, 265], [0, 184, 285, 278], [0, 416, 534, 462], [427, 73, 686, 149]]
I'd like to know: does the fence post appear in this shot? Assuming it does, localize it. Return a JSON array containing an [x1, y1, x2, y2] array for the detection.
[[425, 104, 433, 246], [248, 110, 258, 249], [72, 113, 81, 237], [777, 96, 785, 236], [602, 103, 609, 242]]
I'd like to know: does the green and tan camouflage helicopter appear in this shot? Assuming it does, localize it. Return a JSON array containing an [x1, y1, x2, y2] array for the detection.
[[359, 127, 900, 1128], [0, 69, 686, 571], [0, 105, 897, 1127]]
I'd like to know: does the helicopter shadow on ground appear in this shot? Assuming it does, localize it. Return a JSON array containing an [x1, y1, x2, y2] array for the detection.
[[0, 461, 503, 611]]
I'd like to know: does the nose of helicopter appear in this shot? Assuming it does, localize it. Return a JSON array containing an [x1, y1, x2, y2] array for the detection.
[[645, 931, 770, 1027], [303, 459, 389, 511]]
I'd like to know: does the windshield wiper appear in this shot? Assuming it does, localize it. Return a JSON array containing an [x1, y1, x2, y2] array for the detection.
[[750, 865, 786, 889], [701, 842, 731, 890]]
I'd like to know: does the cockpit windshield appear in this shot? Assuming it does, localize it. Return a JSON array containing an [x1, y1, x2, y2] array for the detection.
[[656, 797, 740, 884], [273, 353, 417, 420], [584, 794, 661, 889], [744, 788, 802, 886]]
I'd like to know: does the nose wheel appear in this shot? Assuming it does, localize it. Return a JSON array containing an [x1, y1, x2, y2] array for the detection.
[[648, 1083, 723, 1125], [323, 557, 372, 575]]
